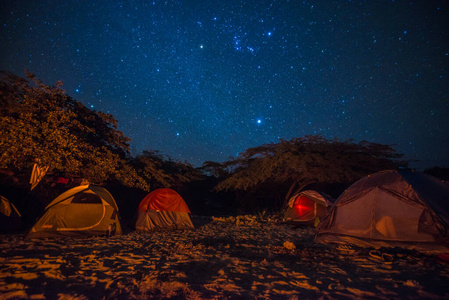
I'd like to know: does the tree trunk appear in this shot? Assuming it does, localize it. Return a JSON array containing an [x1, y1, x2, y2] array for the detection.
[[284, 181, 298, 204]]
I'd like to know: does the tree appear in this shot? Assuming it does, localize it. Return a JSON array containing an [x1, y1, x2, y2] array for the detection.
[[424, 166, 449, 181], [0, 71, 143, 188], [131, 150, 203, 189], [201, 160, 233, 179], [214, 135, 406, 207]]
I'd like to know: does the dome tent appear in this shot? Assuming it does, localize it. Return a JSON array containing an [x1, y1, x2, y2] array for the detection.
[[315, 169, 449, 252], [0, 195, 22, 233], [27, 185, 122, 238], [283, 190, 334, 226], [136, 188, 194, 232]]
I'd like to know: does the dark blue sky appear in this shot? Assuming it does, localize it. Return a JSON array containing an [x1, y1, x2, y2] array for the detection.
[[1, 0, 448, 169]]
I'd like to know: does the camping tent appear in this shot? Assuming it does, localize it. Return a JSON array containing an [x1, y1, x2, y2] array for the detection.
[[315, 169, 449, 251], [0, 195, 22, 233], [27, 185, 122, 238], [283, 190, 334, 226], [136, 188, 194, 232]]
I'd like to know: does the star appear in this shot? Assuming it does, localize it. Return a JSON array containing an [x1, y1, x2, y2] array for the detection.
[[0, 0, 447, 169]]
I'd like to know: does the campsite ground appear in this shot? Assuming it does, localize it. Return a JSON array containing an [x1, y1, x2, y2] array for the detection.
[[1, 216, 449, 299]]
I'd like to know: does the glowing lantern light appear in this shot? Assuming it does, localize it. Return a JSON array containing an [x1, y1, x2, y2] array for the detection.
[[293, 195, 315, 221]]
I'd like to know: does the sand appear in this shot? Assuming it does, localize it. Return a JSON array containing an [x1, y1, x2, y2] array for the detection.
[[1, 216, 448, 299]]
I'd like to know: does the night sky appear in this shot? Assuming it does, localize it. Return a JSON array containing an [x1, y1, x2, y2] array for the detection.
[[1, 0, 448, 169]]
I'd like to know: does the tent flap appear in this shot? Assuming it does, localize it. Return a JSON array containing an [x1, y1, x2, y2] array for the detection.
[[136, 210, 194, 232]]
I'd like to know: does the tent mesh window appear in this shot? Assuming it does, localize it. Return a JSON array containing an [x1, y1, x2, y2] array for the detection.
[[71, 193, 102, 204]]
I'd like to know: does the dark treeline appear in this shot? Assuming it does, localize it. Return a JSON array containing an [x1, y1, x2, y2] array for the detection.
[[1, 71, 445, 228]]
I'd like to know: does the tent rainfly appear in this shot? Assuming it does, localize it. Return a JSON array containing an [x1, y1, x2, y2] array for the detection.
[[315, 169, 449, 252], [27, 185, 122, 238], [136, 188, 194, 232], [283, 190, 334, 226]]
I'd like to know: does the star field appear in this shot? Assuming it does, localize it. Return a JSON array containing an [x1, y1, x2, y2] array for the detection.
[[1, 0, 448, 168]]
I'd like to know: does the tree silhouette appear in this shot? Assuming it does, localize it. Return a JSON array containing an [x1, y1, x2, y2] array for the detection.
[[214, 135, 406, 207], [201, 160, 233, 179], [424, 166, 449, 181], [131, 150, 202, 189], [0, 71, 143, 188]]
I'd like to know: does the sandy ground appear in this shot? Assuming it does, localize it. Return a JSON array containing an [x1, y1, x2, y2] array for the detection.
[[1, 216, 449, 299]]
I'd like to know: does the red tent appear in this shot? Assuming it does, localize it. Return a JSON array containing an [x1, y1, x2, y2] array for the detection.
[[136, 188, 194, 232], [138, 188, 191, 213], [283, 190, 334, 226]]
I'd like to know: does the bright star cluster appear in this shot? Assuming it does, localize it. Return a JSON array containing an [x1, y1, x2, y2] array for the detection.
[[1, 0, 448, 168]]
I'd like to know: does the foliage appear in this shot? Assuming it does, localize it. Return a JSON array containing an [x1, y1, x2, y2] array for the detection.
[[112, 161, 150, 191], [423, 166, 449, 181], [131, 150, 203, 189], [214, 135, 406, 206], [0, 71, 140, 188], [0, 71, 206, 193], [201, 160, 232, 179]]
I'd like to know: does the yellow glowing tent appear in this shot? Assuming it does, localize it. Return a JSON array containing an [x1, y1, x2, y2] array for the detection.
[[27, 185, 122, 238]]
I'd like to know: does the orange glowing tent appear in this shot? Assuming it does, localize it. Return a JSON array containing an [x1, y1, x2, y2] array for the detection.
[[136, 188, 194, 232], [283, 190, 334, 226]]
